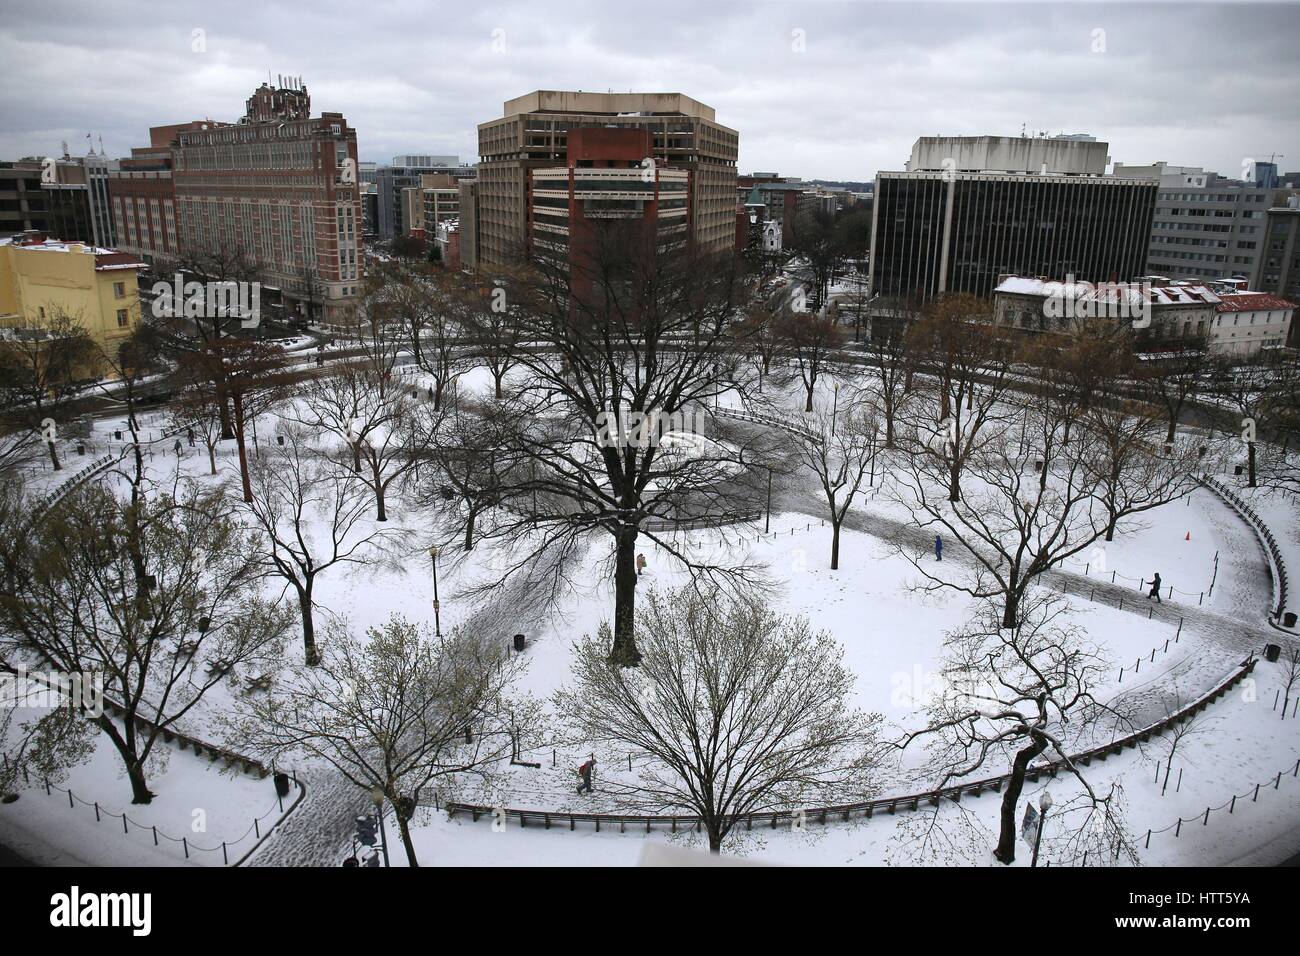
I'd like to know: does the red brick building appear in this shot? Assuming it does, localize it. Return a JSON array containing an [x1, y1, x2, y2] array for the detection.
[[108, 82, 364, 326]]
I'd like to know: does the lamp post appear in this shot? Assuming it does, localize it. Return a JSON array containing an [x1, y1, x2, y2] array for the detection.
[[764, 467, 772, 534], [1031, 790, 1052, 868], [831, 382, 840, 437], [430, 546, 442, 639], [370, 786, 390, 867]]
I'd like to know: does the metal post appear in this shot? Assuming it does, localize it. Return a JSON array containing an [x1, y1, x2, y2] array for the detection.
[[764, 469, 772, 535], [430, 547, 442, 639]]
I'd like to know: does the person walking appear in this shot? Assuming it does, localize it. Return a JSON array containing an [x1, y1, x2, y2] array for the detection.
[[173, 438, 183, 458], [636, 553, 647, 577], [1147, 572, 1163, 604], [187, 427, 195, 447], [576, 756, 596, 795], [934, 535, 943, 562]]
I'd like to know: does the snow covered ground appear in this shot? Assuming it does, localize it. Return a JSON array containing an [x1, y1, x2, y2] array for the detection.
[[9, 353, 1298, 867]]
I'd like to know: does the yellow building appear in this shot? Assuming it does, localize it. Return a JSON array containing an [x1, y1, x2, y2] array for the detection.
[[0, 231, 146, 369]]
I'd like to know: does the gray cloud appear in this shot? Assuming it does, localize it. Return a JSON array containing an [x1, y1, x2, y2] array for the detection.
[[1, 1, 1297, 180]]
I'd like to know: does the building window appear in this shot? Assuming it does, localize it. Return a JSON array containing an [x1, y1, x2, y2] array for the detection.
[[114, 281, 126, 299], [116, 309, 129, 328]]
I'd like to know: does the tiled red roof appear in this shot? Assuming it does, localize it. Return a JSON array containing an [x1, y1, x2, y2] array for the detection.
[[1214, 292, 1298, 313]]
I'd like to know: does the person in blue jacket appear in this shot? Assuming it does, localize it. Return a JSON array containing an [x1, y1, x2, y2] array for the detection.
[[935, 535, 943, 562]]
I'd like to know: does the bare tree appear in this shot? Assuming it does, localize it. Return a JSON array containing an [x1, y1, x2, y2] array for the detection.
[[0, 308, 96, 471], [0, 481, 291, 802], [776, 310, 844, 413], [894, 405, 1108, 629], [1082, 401, 1200, 541], [470, 229, 766, 666], [794, 402, 878, 570], [899, 593, 1133, 865], [241, 426, 404, 665], [555, 586, 882, 853], [242, 613, 534, 866], [901, 297, 1016, 501], [1137, 344, 1209, 444]]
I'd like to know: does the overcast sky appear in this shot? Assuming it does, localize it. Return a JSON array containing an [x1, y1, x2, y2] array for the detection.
[[2, 1, 1297, 182]]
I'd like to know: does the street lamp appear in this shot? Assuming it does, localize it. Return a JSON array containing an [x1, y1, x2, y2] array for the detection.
[[430, 546, 442, 639], [831, 382, 840, 437], [1031, 790, 1052, 868], [764, 467, 773, 535], [369, 786, 390, 867]]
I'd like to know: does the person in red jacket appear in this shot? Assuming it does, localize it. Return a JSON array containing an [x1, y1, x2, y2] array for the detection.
[[576, 756, 596, 794]]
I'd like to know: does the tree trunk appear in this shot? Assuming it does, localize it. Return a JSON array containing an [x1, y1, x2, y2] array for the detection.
[[609, 524, 642, 667], [298, 585, 319, 666], [494, 374, 504, 400], [707, 824, 722, 853], [1247, 440, 1257, 488], [1002, 588, 1020, 630], [1165, 417, 1177, 444], [396, 811, 419, 867], [99, 714, 154, 804], [208, 445, 217, 475], [233, 392, 252, 503], [993, 734, 1048, 864], [46, 438, 62, 472], [373, 476, 387, 522], [804, 380, 815, 412], [948, 462, 961, 503], [464, 509, 476, 551], [830, 521, 841, 570]]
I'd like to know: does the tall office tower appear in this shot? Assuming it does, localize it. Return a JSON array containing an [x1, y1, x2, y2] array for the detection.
[[868, 135, 1157, 301], [474, 91, 738, 268], [0, 161, 49, 237], [1255, 196, 1300, 342], [528, 126, 689, 300], [38, 151, 120, 248], [374, 157, 475, 239], [164, 80, 364, 326], [1112, 161, 1299, 282]]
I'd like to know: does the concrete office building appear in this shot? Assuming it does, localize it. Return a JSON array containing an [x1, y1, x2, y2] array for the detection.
[[0, 161, 49, 237], [1111, 160, 1298, 283], [374, 157, 475, 240], [400, 173, 461, 239], [1255, 197, 1300, 331], [472, 91, 738, 268], [869, 135, 1157, 301]]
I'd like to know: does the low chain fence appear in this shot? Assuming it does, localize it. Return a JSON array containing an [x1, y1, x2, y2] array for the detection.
[[445, 657, 1256, 836], [5, 762, 303, 866], [1133, 755, 1300, 863]]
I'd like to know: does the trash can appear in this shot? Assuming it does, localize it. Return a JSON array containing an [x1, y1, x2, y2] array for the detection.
[[513, 633, 526, 652], [1234, 465, 1244, 476], [274, 771, 291, 797], [1284, 612, 1297, 629], [1265, 643, 1281, 663]]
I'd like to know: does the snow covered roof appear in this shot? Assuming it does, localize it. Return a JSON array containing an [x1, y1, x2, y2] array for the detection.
[[993, 275, 1220, 307], [1214, 292, 1297, 313], [0, 235, 145, 271]]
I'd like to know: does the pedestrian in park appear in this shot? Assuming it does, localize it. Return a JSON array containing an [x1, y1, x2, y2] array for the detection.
[[1148, 572, 1163, 604], [934, 534, 943, 562], [576, 755, 596, 795], [636, 552, 647, 576], [187, 427, 195, 447], [173, 438, 182, 457]]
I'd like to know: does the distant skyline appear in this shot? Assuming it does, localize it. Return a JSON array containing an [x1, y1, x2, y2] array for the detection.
[[2, 1, 1297, 182]]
